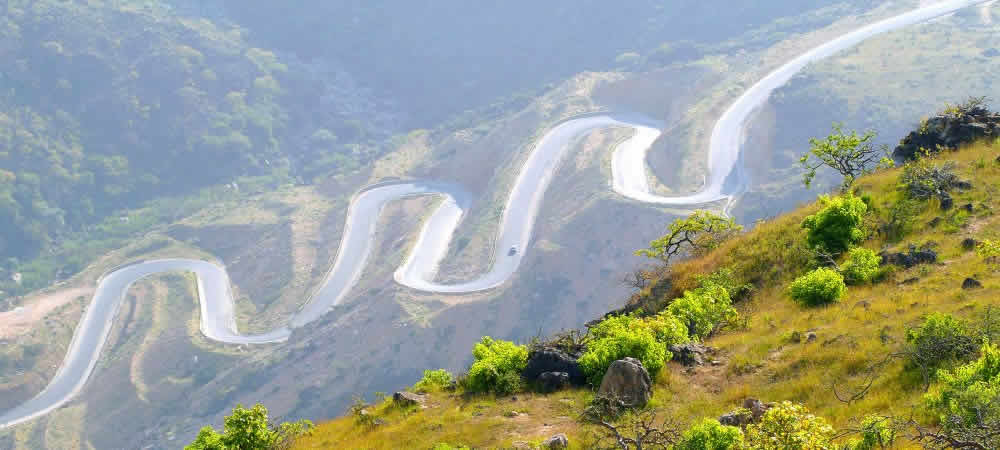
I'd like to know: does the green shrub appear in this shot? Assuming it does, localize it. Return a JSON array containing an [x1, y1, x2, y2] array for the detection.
[[695, 267, 754, 301], [788, 268, 846, 306], [977, 239, 1000, 268], [801, 193, 868, 253], [644, 311, 691, 347], [578, 313, 682, 385], [840, 247, 881, 285], [413, 369, 454, 393], [675, 418, 744, 450], [743, 401, 835, 450], [905, 313, 979, 371], [667, 284, 738, 339], [185, 403, 312, 450], [466, 337, 528, 395], [847, 415, 896, 450], [925, 342, 1000, 427]]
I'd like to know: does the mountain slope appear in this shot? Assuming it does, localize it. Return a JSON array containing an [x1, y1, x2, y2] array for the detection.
[[292, 136, 1000, 449]]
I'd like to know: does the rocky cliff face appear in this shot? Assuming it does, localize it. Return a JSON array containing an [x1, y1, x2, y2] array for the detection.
[[894, 100, 1000, 160]]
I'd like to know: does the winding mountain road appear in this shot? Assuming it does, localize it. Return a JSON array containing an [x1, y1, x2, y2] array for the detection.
[[0, 0, 990, 430]]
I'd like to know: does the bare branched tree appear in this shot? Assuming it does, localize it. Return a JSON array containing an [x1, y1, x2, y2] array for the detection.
[[581, 397, 681, 450]]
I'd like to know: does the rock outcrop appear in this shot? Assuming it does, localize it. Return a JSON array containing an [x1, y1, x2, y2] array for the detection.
[[894, 103, 1000, 161], [393, 391, 426, 407], [522, 347, 586, 386], [669, 343, 714, 366], [882, 245, 937, 268], [537, 371, 570, 393], [597, 358, 652, 408]]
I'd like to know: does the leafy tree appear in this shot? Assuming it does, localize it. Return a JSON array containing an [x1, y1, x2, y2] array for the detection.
[[905, 313, 979, 373], [800, 123, 891, 190], [924, 342, 1000, 436], [846, 415, 896, 450], [185, 403, 312, 450], [667, 283, 737, 339], [466, 337, 529, 395], [637, 211, 741, 265], [743, 401, 835, 450], [801, 193, 868, 254], [674, 418, 744, 450], [788, 268, 846, 307], [840, 247, 881, 285]]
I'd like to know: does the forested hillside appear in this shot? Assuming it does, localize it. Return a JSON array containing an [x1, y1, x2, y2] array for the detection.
[[0, 0, 389, 293]]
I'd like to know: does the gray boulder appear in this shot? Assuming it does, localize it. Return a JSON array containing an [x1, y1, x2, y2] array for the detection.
[[542, 433, 569, 449], [522, 347, 585, 386], [962, 238, 979, 251], [597, 358, 652, 408], [669, 343, 713, 366], [940, 193, 954, 211], [537, 371, 570, 393], [393, 391, 426, 407], [962, 278, 983, 290]]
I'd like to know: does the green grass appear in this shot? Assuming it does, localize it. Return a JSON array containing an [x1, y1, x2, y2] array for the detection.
[[295, 139, 1000, 449]]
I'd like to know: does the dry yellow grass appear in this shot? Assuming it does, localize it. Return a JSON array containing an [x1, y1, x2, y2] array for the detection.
[[295, 139, 1000, 449]]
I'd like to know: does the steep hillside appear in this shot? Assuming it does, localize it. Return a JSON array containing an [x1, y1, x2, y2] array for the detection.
[[288, 134, 1000, 449]]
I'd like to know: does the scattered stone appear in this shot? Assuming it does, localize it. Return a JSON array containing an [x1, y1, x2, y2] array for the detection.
[[669, 343, 713, 366], [718, 398, 773, 427], [805, 331, 818, 343], [744, 398, 774, 422], [543, 433, 569, 449], [928, 217, 943, 228], [882, 246, 938, 268], [961, 203, 975, 213], [597, 358, 652, 408], [962, 238, 979, 251], [710, 360, 722, 366], [392, 391, 426, 407], [719, 410, 752, 427], [537, 372, 570, 393], [940, 193, 954, 211], [962, 278, 983, 290], [523, 347, 586, 386]]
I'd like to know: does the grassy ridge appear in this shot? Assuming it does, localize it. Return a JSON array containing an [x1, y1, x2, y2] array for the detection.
[[293, 139, 1000, 449]]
